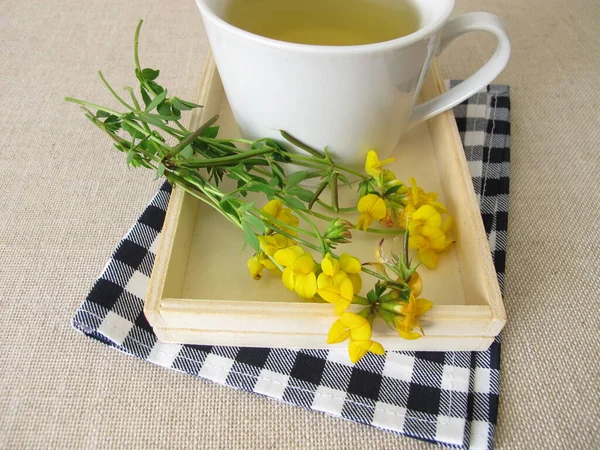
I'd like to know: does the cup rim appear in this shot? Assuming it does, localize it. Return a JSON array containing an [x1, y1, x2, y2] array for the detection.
[[196, 0, 455, 54]]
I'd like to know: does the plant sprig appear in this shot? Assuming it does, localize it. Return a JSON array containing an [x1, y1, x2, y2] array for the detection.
[[66, 20, 457, 364], [65, 20, 403, 263]]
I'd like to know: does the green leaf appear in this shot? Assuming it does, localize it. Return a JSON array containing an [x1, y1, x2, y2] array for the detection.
[[337, 173, 352, 188], [242, 215, 265, 233], [103, 115, 121, 132], [156, 162, 165, 178], [367, 290, 378, 303], [141, 68, 160, 81], [268, 176, 280, 188], [379, 309, 398, 331], [271, 163, 285, 180], [284, 194, 306, 211], [126, 149, 135, 165], [246, 183, 275, 197], [96, 110, 110, 118], [140, 88, 152, 107], [147, 80, 164, 94], [220, 199, 238, 218], [242, 223, 260, 252], [171, 97, 202, 110], [122, 121, 145, 139], [358, 179, 372, 197], [157, 102, 172, 117], [170, 97, 202, 112], [142, 112, 181, 122], [237, 201, 255, 215], [179, 145, 194, 159], [385, 185, 402, 196], [288, 186, 314, 203], [145, 89, 168, 112], [138, 113, 164, 127], [285, 170, 308, 190], [202, 126, 220, 139]]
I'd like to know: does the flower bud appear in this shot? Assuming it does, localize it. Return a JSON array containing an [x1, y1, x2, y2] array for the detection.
[[324, 218, 353, 247]]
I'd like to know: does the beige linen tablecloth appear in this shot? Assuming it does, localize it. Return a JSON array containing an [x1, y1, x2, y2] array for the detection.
[[0, 0, 598, 448]]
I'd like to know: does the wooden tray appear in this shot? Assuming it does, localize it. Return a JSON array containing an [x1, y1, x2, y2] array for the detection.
[[144, 54, 506, 351]]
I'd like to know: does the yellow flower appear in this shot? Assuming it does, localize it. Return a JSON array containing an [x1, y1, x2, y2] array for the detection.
[[247, 252, 281, 280], [247, 254, 263, 280], [398, 177, 447, 228], [380, 209, 395, 228], [407, 271, 423, 297], [318, 275, 354, 314], [259, 254, 280, 274], [394, 293, 433, 339], [317, 253, 362, 314], [261, 199, 300, 235], [407, 177, 447, 212], [258, 234, 295, 256], [356, 194, 386, 231], [327, 312, 385, 363], [339, 253, 363, 293], [407, 205, 453, 268], [274, 246, 317, 299], [365, 150, 396, 178]]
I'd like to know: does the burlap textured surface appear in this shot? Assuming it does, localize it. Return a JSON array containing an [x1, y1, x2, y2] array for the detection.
[[0, 0, 598, 449]]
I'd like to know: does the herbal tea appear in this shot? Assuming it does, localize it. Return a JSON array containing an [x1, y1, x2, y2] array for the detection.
[[224, 0, 421, 46]]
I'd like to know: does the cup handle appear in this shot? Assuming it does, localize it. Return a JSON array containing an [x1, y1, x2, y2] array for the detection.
[[409, 12, 511, 126]]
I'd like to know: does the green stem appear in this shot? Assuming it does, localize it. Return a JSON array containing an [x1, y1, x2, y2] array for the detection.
[[361, 265, 390, 280], [175, 120, 188, 133], [133, 19, 156, 96], [125, 87, 143, 112], [352, 295, 370, 306], [363, 228, 406, 236], [121, 119, 172, 149], [254, 210, 318, 239], [180, 147, 274, 168], [98, 71, 135, 111], [280, 151, 368, 181], [250, 166, 273, 178], [124, 87, 157, 149], [169, 173, 242, 228], [332, 164, 368, 181], [310, 204, 405, 235], [280, 130, 326, 159], [293, 208, 329, 256], [266, 254, 285, 272], [214, 138, 255, 145], [308, 209, 337, 222], [282, 152, 328, 166], [171, 114, 220, 156], [316, 199, 357, 213], [64, 97, 121, 116], [198, 137, 245, 154]]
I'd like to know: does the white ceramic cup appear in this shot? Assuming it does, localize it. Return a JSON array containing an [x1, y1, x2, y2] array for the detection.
[[195, 0, 510, 168]]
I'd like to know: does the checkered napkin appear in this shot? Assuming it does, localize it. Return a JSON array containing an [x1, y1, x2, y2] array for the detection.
[[72, 84, 510, 450]]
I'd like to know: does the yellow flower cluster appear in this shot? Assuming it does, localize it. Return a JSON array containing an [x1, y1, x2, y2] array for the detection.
[[247, 200, 300, 281], [383, 271, 433, 339], [261, 199, 300, 235], [407, 204, 453, 269], [356, 150, 454, 269], [317, 254, 362, 314], [274, 246, 317, 299], [328, 312, 384, 363]]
